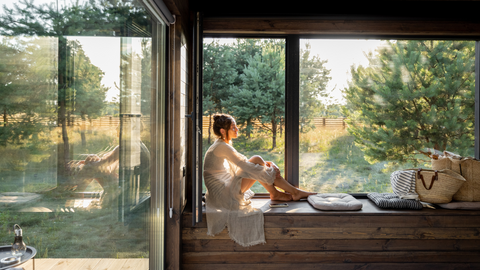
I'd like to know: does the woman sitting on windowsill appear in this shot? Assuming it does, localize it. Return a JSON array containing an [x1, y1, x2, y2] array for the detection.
[[203, 113, 316, 247]]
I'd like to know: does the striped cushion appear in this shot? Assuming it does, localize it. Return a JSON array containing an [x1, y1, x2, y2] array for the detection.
[[367, 192, 423, 210]]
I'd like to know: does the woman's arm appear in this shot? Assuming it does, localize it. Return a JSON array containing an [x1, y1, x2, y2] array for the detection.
[[216, 143, 276, 185]]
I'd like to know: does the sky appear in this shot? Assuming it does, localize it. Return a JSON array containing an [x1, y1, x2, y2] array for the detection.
[[68, 36, 121, 101], [301, 39, 385, 104]]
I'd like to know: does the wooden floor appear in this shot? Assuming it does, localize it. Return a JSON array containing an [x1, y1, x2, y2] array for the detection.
[[20, 258, 148, 270]]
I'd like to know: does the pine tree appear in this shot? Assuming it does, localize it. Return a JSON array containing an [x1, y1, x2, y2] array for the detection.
[[202, 40, 237, 144], [344, 40, 475, 165], [224, 41, 285, 149], [0, 36, 56, 149]]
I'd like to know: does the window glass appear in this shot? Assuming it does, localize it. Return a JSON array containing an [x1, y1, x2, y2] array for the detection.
[[0, 0, 164, 263], [299, 39, 475, 193], [202, 38, 286, 193]]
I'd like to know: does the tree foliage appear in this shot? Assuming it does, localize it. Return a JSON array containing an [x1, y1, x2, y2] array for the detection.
[[203, 39, 332, 149], [343, 40, 475, 165], [224, 41, 285, 149], [69, 40, 109, 120], [202, 40, 237, 143], [0, 36, 57, 148]]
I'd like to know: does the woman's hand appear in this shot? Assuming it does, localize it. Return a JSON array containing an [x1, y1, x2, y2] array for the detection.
[[266, 161, 281, 177]]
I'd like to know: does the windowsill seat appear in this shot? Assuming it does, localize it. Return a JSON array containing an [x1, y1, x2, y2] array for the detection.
[[182, 198, 480, 270], [189, 198, 480, 219]]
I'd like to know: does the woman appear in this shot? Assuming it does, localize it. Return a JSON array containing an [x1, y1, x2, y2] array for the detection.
[[203, 113, 315, 247]]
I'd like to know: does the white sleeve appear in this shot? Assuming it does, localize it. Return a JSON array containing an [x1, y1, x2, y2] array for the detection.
[[215, 143, 276, 185]]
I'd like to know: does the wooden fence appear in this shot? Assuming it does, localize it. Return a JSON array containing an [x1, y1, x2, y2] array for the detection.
[[1, 116, 149, 129], [202, 116, 349, 133], [2, 115, 350, 131]]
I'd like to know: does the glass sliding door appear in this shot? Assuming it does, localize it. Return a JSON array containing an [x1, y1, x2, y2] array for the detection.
[[0, 0, 166, 266]]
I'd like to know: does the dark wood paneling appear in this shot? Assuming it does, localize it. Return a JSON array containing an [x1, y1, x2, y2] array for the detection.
[[183, 227, 480, 240], [182, 263, 480, 270], [184, 214, 480, 228], [203, 18, 480, 37], [182, 239, 480, 253], [183, 251, 480, 264]]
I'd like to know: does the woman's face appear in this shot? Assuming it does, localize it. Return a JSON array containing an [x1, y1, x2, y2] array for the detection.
[[227, 119, 238, 140]]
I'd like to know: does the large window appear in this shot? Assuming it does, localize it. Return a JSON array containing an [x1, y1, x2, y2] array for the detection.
[[203, 37, 477, 195], [0, 0, 166, 264]]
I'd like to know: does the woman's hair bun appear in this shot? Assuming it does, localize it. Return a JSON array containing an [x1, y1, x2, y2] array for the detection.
[[212, 113, 234, 140]]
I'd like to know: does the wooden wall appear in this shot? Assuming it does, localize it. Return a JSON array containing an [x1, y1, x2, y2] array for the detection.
[[163, 0, 192, 269], [181, 200, 480, 270]]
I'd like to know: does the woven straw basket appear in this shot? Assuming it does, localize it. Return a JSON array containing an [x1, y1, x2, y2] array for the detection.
[[432, 155, 480, 202], [414, 169, 466, 204]]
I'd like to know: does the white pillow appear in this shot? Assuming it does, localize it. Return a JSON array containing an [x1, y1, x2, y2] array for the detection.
[[307, 193, 363, 211]]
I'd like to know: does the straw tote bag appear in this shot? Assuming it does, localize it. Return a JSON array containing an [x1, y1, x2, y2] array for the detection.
[[414, 169, 466, 204], [431, 153, 480, 202]]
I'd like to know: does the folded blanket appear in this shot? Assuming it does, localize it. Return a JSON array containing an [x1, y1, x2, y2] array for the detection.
[[390, 170, 419, 200], [368, 192, 423, 210]]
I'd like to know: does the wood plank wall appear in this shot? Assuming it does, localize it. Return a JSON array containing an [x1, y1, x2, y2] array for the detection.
[[181, 200, 480, 270]]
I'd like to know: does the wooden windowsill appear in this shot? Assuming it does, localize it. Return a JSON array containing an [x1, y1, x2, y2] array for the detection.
[[185, 198, 480, 228], [260, 199, 480, 216]]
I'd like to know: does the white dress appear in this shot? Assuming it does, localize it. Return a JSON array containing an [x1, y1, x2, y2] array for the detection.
[[203, 139, 276, 247]]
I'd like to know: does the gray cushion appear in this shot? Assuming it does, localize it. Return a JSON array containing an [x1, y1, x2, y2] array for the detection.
[[307, 193, 363, 211]]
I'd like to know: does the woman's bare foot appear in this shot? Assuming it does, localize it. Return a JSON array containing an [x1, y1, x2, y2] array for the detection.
[[270, 190, 293, 201], [291, 189, 317, 201]]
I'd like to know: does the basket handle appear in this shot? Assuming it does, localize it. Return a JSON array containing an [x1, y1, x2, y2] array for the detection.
[[417, 168, 438, 190]]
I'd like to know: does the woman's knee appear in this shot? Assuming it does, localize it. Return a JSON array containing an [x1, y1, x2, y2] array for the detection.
[[249, 155, 265, 165]]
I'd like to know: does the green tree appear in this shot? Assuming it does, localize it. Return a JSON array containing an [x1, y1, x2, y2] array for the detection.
[[202, 40, 237, 144], [68, 39, 109, 146], [299, 42, 332, 133], [343, 40, 475, 165], [0, 36, 56, 149], [231, 39, 262, 86], [224, 41, 285, 149]]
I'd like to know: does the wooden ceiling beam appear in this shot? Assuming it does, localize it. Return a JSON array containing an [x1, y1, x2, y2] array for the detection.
[[203, 18, 480, 37]]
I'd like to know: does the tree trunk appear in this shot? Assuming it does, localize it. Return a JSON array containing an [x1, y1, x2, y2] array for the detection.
[[279, 119, 283, 138], [81, 118, 87, 147], [271, 116, 277, 150], [2, 108, 7, 146], [246, 118, 251, 138], [57, 37, 71, 184], [3, 108, 7, 127]]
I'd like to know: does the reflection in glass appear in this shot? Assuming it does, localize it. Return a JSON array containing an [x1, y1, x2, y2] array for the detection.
[[299, 39, 475, 193], [202, 38, 286, 193], [0, 0, 161, 262]]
